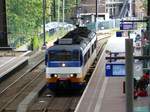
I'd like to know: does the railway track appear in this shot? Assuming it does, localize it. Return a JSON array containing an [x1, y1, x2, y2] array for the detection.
[[28, 92, 81, 112], [0, 51, 44, 92], [0, 32, 111, 112], [27, 35, 109, 112], [0, 51, 45, 112]]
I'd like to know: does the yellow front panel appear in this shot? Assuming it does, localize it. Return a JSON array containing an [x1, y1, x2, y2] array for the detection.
[[46, 77, 58, 83]]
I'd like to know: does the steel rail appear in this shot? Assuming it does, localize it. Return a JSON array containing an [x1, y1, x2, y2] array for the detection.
[[30, 35, 108, 112], [0, 70, 44, 112], [0, 58, 44, 96]]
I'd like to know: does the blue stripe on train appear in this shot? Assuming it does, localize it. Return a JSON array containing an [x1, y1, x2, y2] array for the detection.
[[47, 61, 81, 67]]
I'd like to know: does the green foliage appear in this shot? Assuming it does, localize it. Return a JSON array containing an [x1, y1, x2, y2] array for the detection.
[[6, 0, 80, 48], [143, 0, 147, 9], [6, 0, 51, 48], [50, 0, 81, 21], [7, 0, 43, 33], [33, 36, 39, 50], [37, 28, 67, 49]]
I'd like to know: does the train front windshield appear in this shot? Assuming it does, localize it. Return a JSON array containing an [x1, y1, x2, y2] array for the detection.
[[48, 50, 80, 61]]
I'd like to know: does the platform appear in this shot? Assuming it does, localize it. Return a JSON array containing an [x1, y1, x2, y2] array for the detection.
[[75, 34, 150, 112], [0, 51, 30, 82]]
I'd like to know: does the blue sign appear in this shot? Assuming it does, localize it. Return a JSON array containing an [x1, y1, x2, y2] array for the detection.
[[116, 31, 122, 37], [120, 23, 135, 30], [106, 63, 126, 77]]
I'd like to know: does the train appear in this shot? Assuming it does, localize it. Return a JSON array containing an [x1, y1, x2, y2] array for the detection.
[[45, 27, 97, 90]]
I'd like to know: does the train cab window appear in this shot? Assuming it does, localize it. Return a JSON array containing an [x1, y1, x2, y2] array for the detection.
[[48, 50, 80, 61], [72, 50, 80, 61]]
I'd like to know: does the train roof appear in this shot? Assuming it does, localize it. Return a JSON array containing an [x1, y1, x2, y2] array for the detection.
[[47, 27, 96, 51], [54, 27, 96, 45]]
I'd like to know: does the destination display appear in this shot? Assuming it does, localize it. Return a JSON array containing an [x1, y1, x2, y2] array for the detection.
[[120, 23, 135, 30], [105, 63, 126, 77], [112, 64, 125, 76]]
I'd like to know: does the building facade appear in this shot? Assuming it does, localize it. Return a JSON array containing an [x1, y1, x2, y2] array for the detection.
[[105, 0, 124, 18], [78, 0, 107, 22], [134, 0, 146, 18], [79, 0, 139, 19], [79, 0, 106, 14], [79, 0, 125, 18]]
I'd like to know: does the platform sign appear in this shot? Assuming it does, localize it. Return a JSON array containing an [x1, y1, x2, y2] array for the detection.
[[105, 63, 126, 77], [120, 23, 135, 30], [116, 31, 122, 37]]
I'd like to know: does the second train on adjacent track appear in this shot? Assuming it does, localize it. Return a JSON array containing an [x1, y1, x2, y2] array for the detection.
[[45, 27, 97, 90]]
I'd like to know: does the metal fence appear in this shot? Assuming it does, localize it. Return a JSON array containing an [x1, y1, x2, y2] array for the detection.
[[86, 19, 121, 31]]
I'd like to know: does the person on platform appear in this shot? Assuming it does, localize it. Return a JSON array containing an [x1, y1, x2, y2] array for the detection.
[[136, 72, 149, 97]]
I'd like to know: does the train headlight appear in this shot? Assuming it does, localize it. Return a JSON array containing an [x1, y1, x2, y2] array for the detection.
[[62, 63, 66, 67], [70, 74, 77, 77], [70, 74, 74, 77], [54, 74, 58, 77], [51, 74, 58, 78]]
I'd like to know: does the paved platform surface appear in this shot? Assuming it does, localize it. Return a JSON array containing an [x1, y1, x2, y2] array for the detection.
[[0, 57, 15, 67], [0, 52, 29, 79], [100, 77, 126, 112], [75, 34, 150, 112], [100, 77, 150, 112]]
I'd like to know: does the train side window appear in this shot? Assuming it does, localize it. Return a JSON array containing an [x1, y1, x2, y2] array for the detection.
[[84, 53, 88, 65], [80, 53, 83, 65], [87, 49, 90, 58], [94, 41, 97, 48], [91, 41, 96, 54], [92, 44, 94, 53], [84, 49, 90, 65]]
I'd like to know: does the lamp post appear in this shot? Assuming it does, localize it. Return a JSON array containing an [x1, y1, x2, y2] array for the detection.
[[147, 1, 150, 17], [95, 0, 100, 31], [42, 0, 46, 49], [95, 0, 98, 31], [129, 0, 132, 17], [53, 0, 56, 20], [147, 0, 150, 41], [95, 0, 98, 22], [62, 0, 65, 22], [76, 0, 79, 25], [57, 0, 60, 22]]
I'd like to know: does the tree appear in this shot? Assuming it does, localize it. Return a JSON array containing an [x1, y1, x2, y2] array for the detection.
[[6, 0, 81, 47], [142, 0, 147, 14], [6, 0, 51, 47]]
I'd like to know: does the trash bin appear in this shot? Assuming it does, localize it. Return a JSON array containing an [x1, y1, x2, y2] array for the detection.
[[123, 81, 125, 93]]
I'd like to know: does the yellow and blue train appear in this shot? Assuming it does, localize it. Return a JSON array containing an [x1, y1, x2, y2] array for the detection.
[[45, 27, 97, 90]]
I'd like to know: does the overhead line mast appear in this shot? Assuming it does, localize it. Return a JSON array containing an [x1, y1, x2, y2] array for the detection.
[[147, 0, 150, 38]]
